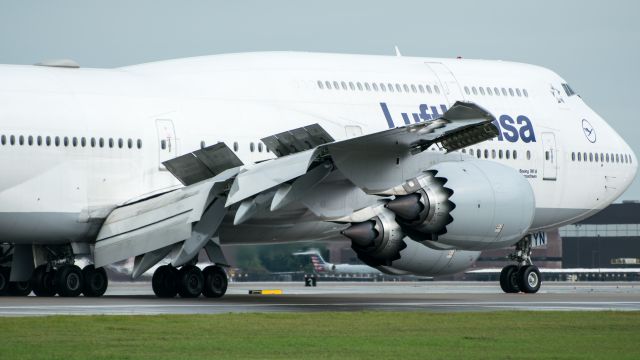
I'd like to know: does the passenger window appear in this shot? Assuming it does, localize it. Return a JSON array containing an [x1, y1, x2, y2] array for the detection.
[[317, 80, 323, 89], [472, 87, 478, 95], [571, 152, 575, 161], [365, 83, 371, 91], [91, 138, 96, 148], [63, 137, 69, 147], [200, 141, 205, 149], [545, 151, 549, 160], [479, 87, 485, 96], [37, 136, 42, 146], [589, 153, 593, 162], [325, 81, 332, 89], [513, 150, 517, 160], [250, 142, 255, 152], [526, 150, 531, 160], [341, 81, 347, 90], [516, 88, 522, 97], [578, 152, 582, 161], [233, 142, 239, 152], [46, 136, 51, 146], [434, 85, 440, 94], [108, 138, 114, 148], [137, 139, 143, 149], [410, 84, 417, 93], [509, 88, 515, 96], [333, 81, 339, 89], [494, 87, 500, 96], [357, 82, 363, 91], [349, 82, 355, 90], [418, 85, 425, 93], [82, 137, 87, 147], [18, 135, 24, 146], [0, 135, 5, 145], [10, 135, 15, 145], [498, 149, 502, 158], [464, 86, 470, 95], [426, 85, 432, 94], [395, 84, 402, 92], [380, 83, 386, 92], [523, 89, 529, 97], [99, 138, 105, 148], [403, 84, 410, 92], [502, 88, 508, 96], [373, 83, 379, 91], [484, 149, 489, 158], [487, 87, 493, 96], [118, 138, 124, 148], [605, 153, 609, 162], [476, 149, 481, 158], [72, 137, 78, 147], [160, 139, 166, 150], [54, 136, 60, 147], [505, 150, 510, 159], [492, 149, 496, 159], [258, 143, 263, 152], [127, 138, 132, 149], [388, 83, 395, 92], [27, 135, 33, 146]]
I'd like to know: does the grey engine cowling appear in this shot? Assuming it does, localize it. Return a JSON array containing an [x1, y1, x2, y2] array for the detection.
[[385, 160, 536, 250]]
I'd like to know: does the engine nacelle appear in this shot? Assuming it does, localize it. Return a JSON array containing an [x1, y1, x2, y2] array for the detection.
[[383, 238, 480, 276], [341, 207, 406, 264], [341, 207, 479, 276], [386, 160, 535, 250]]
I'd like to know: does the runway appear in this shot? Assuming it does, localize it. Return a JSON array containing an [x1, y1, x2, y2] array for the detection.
[[1, 281, 639, 316]]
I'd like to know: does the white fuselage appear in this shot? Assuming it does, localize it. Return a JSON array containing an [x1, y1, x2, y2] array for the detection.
[[0, 52, 636, 245]]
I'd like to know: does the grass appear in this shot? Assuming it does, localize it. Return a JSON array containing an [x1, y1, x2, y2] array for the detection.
[[0, 312, 639, 359]]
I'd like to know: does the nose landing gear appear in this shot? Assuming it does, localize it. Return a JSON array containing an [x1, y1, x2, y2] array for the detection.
[[500, 237, 541, 294]]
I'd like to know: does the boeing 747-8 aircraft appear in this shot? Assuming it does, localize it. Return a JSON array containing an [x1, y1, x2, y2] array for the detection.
[[0, 52, 635, 298]]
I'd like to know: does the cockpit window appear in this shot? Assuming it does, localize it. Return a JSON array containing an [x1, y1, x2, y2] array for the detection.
[[561, 83, 577, 96]]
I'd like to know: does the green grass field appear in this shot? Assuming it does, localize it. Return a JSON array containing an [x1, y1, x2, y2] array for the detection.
[[1, 311, 639, 359]]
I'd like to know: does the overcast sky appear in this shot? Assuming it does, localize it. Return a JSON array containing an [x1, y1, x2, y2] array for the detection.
[[1, 0, 639, 200]]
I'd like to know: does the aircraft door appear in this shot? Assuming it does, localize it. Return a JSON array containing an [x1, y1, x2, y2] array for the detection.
[[155, 119, 177, 170], [425, 62, 466, 104], [541, 132, 557, 181]]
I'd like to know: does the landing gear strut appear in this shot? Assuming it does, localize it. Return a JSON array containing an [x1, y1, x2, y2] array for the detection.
[[500, 236, 541, 294]]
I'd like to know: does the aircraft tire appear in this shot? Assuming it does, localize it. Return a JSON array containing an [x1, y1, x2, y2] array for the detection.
[[56, 265, 84, 297], [517, 265, 541, 294], [82, 265, 108, 297], [0, 267, 10, 295], [152, 265, 178, 298], [499, 265, 520, 293], [202, 265, 227, 298], [178, 265, 203, 298], [31, 265, 57, 297], [8, 281, 32, 296]]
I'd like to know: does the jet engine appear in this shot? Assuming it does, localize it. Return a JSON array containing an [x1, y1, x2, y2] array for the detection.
[[341, 207, 480, 276], [385, 160, 535, 250]]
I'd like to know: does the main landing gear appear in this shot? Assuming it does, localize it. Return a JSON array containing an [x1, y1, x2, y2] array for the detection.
[[499, 237, 541, 294], [152, 264, 228, 298], [29, 264, 108, 297]]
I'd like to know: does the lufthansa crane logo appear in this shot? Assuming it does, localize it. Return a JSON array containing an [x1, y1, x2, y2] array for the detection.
[[582, 119, 596, 143]]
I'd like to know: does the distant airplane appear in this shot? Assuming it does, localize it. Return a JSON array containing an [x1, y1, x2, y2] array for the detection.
[[293, 249, 382, 275], [0, 51, 636, 298]]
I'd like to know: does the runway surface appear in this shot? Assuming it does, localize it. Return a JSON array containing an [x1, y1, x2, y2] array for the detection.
[[1, 281, 640, 316]]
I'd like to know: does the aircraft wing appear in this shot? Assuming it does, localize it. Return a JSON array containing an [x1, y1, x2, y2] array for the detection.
[[93, 101, 497, 277]]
